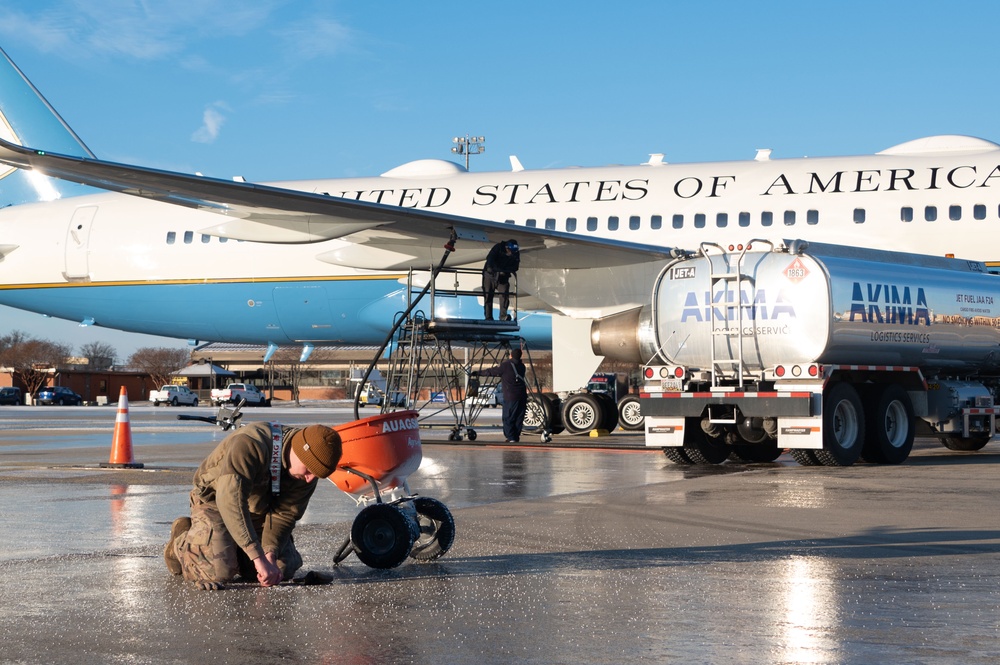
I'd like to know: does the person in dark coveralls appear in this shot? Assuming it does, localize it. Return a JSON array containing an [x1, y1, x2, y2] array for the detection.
[[163, 422, 342, 590], [482, 239, 520, 320], [476, 348, 529, 443]]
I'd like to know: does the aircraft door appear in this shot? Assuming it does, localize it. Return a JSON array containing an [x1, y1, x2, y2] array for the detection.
[[64, 205, 97, 280], [272, 285, 338, 341]]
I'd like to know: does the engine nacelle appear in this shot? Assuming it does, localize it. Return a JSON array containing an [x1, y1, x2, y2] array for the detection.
[[590, 306, 661, 364]]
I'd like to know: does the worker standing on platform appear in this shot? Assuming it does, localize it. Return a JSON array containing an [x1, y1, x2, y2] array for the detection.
[[475, 348, 529, 443], [163, 422, 342, 590], [482, 239, 520, 321]]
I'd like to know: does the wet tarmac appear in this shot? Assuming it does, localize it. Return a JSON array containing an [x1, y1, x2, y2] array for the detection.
[[1, 404, 999, 664]]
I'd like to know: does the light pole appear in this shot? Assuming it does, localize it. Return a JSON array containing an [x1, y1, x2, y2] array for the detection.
[[451, 135, 485, 170]]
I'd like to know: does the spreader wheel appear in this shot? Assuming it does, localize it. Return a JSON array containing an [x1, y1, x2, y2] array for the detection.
[[351, 503, 419, 569], [409, 497, 456, 561]]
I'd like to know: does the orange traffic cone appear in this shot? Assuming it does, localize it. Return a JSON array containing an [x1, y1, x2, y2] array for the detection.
[[101, 387, 144, 469]]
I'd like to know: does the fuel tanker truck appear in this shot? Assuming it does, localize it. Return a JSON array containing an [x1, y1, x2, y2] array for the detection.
[[590, 239, 1000, 467]]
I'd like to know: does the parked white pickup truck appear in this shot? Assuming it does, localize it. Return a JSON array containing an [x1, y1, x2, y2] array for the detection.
[[211, 383, 268, 407], [149, 385, 199, 407]]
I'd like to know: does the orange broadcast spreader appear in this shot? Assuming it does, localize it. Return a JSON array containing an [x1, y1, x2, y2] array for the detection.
[[329, 410, 454, 569]]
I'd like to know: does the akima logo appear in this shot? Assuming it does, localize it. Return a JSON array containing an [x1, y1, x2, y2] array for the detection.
[[848, 282, 931, 325], [680, 289, 796, 323]]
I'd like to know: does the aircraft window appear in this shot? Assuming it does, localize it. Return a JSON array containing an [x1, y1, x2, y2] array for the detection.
[[219, 237, 228, 244], [608, 216, 619, 231], [566, 217, 577, 232], [925, 206, 937, 222], [526, 218, 537, 228], [587, 217, 598, 231], [949, 205, 961, 221], [183, 231, 193, 244], [761, 212, 773, 227], [853, 208, 865, 224], [504, 219, 515, 225], [738, 212, 750, 227], [784, 211, 796, 226], [694, 213, 706, 229], [901, 207, 913, 222], [672, 214, 683, 229], [716, 213, 728, 228], [807, 210, 819, 225], [651, 215, 662, 230], [974, 205, 986, 220], [629, 216, 640, 230], [166, 232, 176, 245], [545, 218, 556, 230], [201, 234, 211, 243]]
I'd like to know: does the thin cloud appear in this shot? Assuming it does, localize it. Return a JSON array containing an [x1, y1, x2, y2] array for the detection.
[[192, 102, 229, 144]]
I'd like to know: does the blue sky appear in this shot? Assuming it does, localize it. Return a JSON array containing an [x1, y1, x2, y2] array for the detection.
[[1, 0, 998, 360]]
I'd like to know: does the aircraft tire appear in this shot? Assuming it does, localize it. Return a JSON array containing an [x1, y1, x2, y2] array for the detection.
[[617, 395, 644, 431], [561, 393, 602, 435]]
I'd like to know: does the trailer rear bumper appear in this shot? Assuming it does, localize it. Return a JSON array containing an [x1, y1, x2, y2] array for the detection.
[[639, 391, 813, 418]]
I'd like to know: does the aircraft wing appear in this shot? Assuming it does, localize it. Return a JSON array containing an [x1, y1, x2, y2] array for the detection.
[[0, 137, 674, 272]]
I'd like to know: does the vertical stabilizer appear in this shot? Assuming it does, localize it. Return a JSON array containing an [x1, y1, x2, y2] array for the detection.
[[0, 46, 95, 206]]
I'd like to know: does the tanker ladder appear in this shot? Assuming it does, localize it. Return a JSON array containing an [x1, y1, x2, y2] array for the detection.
[[376, 265, 539, 442], [701, 240, 773, 394]]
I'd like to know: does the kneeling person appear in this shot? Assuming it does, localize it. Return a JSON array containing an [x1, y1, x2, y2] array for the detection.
[[164, 422, 342, 590]]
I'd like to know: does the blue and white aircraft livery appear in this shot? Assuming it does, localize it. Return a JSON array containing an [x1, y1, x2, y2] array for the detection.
[[1, 46, 999, 388]]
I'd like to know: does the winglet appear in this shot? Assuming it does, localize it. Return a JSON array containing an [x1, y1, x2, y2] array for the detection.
[[0, 47, 96, 205]]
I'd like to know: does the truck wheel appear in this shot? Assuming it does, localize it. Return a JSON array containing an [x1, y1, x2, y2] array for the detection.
[[940, 435, 991, 451], [816, 382, 864, 466], [683, 418, 729, 464], [617, 395, 644, 431], [561, 393, 602, 434], [861, 385, 914, 464], [663, 447, 694, 465], [790, 449, 823, 466], [170, 397, 178, 406]]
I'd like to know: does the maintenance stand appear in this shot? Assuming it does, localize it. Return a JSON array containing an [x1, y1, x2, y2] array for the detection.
[[354, 265, 552, 442]]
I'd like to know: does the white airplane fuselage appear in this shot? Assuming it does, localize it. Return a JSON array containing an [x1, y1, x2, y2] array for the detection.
[[1, 135, 998, 345]]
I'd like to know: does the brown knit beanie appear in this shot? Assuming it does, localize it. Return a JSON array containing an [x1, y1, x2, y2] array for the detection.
[[289, 425, 342, 478]]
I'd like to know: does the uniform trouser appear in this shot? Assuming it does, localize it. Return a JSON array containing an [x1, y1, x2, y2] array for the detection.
[[172, 503, 303, 583], [502, 395, 528, 442], [482, 271, 510, 318]]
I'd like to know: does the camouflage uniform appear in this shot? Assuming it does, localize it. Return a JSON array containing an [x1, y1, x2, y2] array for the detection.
[[170, 422, 318, 584]]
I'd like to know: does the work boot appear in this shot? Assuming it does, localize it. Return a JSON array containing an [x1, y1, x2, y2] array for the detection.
[[164, 516, 191, 576]]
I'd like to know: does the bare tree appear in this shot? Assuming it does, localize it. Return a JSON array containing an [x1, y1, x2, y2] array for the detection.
[[127, 347, 190, 392], [270, 346, 336, 405], [0, 330, 72, 398], [79, 341, 116, 370]]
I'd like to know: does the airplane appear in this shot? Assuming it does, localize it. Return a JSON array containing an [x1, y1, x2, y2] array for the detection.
[[2, 46, 1000, 396]]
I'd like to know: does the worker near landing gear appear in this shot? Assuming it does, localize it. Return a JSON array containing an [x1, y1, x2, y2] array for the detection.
[[163, 422, 342, 590], [474, 348, 529, 443], [482, 239, 520, 321]]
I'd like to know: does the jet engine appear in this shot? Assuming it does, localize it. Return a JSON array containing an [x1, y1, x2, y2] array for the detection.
[[589, 306, 661, 364]]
